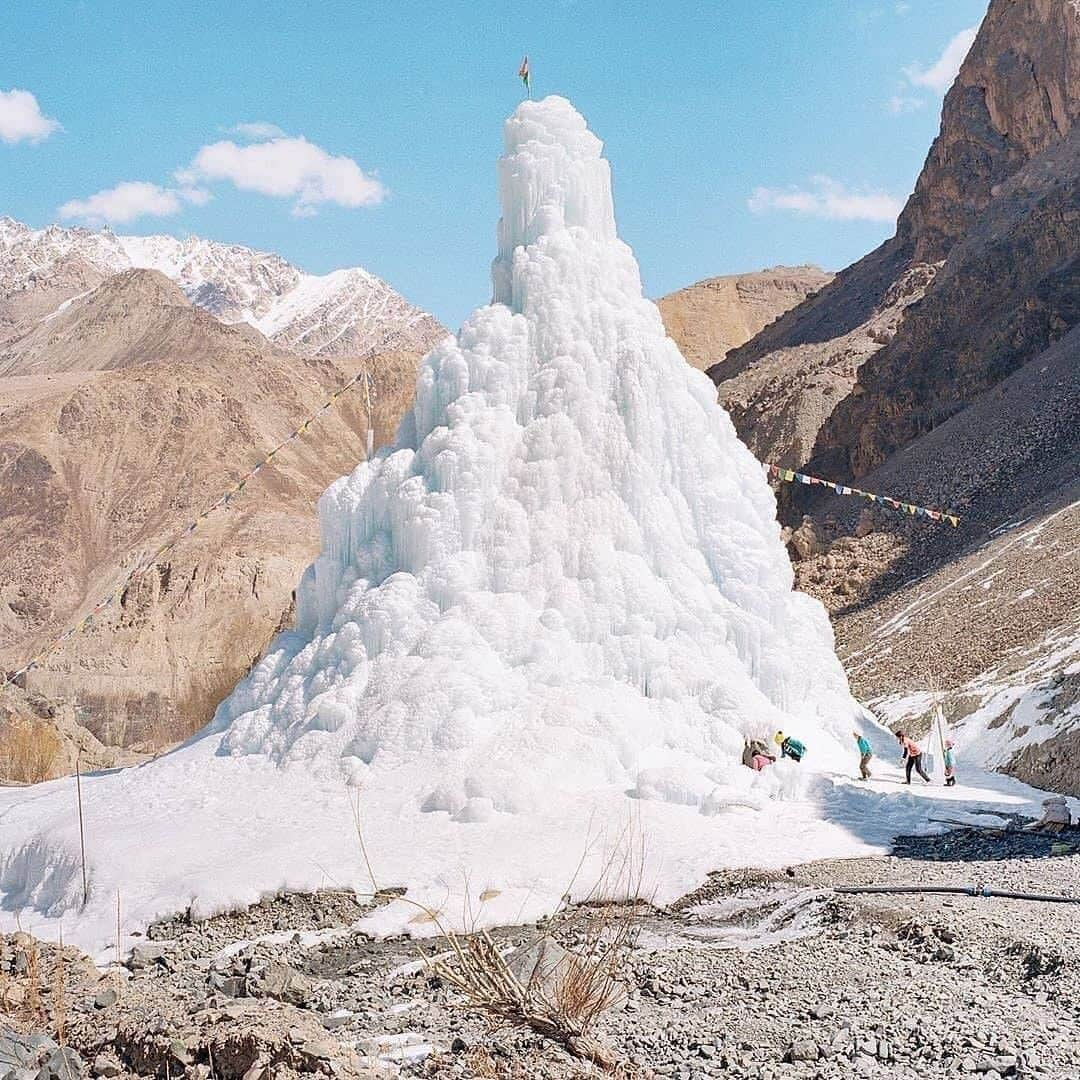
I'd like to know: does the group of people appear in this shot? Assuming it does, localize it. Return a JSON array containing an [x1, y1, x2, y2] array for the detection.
[[741, 727, 958, 786], [881, 731, 957, 786], [741, 731, 806, 771]]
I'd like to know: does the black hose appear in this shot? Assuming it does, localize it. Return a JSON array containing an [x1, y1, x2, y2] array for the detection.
[[835, 884, 1080, 904]]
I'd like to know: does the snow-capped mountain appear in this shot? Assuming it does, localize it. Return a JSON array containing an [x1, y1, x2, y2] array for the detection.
[[0, 216, 445, 357]]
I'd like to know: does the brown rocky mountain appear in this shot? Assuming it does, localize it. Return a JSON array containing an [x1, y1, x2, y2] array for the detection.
[[0, 269, 272, 376], [0, 217, 447, 361], [700, 263, 936, 468], [656, 266, 832, 371], [0, 268, 441, 775], [711, 0, 1077, 480], [792, 321, 1078, 788], [688, 0, 1079, 788]]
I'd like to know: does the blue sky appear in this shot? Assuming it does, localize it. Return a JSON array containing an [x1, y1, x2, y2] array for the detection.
[[2, 1, 987, 329]]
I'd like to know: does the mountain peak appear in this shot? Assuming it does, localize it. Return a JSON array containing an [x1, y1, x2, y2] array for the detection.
[[897, 0, 1080, 260], [0, 216, 30, 250], [0, 217, 445, 359], [0, 266, 268, 377]]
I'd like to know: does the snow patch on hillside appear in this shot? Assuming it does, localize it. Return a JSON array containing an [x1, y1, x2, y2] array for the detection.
[[873, 623, 1080, 771]]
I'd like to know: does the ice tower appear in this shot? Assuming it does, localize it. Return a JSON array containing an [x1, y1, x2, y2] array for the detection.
[[217, 96, 861, 803], [0, 98, 870, 952]]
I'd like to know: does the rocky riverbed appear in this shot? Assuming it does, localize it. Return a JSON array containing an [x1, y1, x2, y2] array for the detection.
[[2, 829, 1078, 1080]]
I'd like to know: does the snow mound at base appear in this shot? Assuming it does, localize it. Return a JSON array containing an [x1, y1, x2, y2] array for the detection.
[[216, 96, 861, 816], [0, 98, 885, 955]]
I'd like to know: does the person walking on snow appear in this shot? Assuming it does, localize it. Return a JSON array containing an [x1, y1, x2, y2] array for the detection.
[[896, 732, 931, 784], [853, 731, 873, 779], [943, 739, 957, 787], [774, 731, 805, 762]]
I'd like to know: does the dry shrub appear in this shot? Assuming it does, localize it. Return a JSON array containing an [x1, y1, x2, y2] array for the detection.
[[54, 930, 68, 1046], [428, 822, 650, 1072], [1, 931, 46, 1026], [349, 789, 648, 1071], [431, 922, 631, 1069], [0, 717, 63, 783]]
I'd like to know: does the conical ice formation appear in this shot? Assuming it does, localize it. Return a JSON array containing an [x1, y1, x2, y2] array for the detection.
[[217, 96, 860, 811], [0, 98, 873, 954]]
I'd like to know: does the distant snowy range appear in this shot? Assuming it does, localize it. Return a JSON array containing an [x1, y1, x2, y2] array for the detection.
[[0, 215, 444, 357]]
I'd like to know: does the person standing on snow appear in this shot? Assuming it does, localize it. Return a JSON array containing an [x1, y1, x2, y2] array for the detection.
[[853, 731, 873, 780], [943, 740, 957, 787], [774, 731, 806, 762], [896, 732, 931, 784]]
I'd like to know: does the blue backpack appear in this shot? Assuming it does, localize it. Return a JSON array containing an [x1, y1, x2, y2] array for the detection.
[[784, 737, 806, 761]]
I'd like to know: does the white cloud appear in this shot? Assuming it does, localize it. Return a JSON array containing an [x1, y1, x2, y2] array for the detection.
[[184, 135, 385, 216], [58, 126, 382, 226], [58, 181, 207, 225], [179, 185, 212, 206], [0, 88, 61, 145], [888, 94, 927, 115], [903, 26, 978, 94], [748, 175, 903, 223], [229, 121, 287, 141]]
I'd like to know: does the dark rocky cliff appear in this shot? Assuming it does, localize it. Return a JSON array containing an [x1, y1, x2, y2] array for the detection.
[[711, 0, 1079, 484]]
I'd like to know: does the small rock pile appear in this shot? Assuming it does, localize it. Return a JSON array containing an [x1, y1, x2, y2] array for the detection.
[[0, 1028, 84, 1080]]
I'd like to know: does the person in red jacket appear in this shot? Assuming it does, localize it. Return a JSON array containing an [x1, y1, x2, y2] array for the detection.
[[896, 732, 931, 784]]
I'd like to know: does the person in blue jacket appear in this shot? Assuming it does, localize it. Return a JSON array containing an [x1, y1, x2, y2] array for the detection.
[[853, 731, 873, 779], [774, 731, 805, 762]]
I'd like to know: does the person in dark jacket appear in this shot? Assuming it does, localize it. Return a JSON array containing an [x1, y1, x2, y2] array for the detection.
[[774, 731, 805, 762], [897, 732, 931, 783]]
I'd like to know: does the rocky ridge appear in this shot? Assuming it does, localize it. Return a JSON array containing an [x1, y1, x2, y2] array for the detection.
[[656, 266, 832, 373], [695, 262, 937, 468], [711, 0, 1078, 482], [0, 269, 427, 765], [0, 218, 446, 361]]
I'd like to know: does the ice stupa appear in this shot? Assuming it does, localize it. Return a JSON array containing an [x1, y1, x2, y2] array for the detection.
[[0, 98, 875, 953], [214, 97, 861, 794]]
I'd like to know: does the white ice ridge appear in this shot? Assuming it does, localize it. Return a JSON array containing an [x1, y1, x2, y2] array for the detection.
[[7, 96, 1013, 957]]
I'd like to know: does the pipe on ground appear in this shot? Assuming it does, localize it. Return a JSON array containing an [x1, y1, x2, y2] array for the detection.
[[835, 885, 1080, 904]]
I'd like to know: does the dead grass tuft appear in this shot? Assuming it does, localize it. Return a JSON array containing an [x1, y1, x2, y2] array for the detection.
[[427, 820, 650, 1072], [348, 789, 649, 1071], [0, 929, 46, 1026], [0, 716, 63, 783]]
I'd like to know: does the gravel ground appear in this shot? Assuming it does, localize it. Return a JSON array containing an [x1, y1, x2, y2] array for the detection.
[[2, 829, 1078, 1080]]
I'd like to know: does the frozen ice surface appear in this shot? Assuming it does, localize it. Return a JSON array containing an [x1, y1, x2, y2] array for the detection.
[[215, 95, 862, 819], [0, 98, 1061, 957]]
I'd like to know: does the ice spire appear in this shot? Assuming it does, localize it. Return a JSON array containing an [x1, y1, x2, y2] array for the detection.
[[492, 97, 617, 307]]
